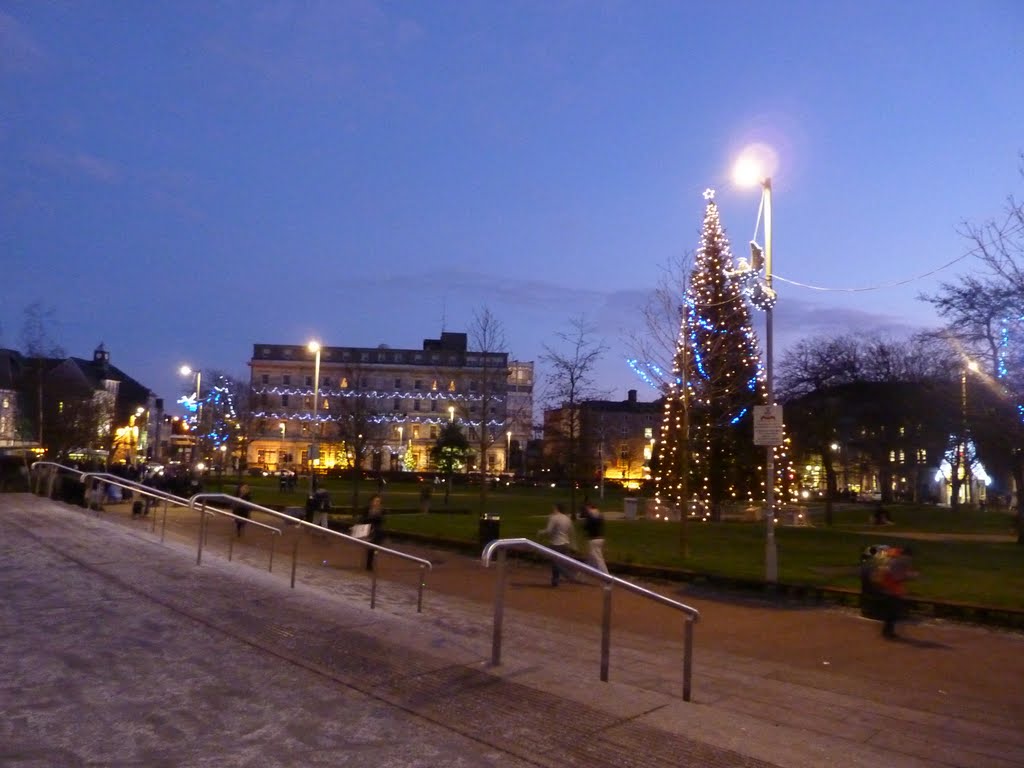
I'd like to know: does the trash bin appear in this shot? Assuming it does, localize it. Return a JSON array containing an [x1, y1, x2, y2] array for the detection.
[[623, 497, 638, 520], [479, 514, 501, 549]]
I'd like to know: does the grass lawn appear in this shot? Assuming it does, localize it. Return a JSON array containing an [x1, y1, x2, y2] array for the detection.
[[227, 474, 1024, 609]]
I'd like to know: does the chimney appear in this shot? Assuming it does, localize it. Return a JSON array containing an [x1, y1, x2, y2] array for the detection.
[[627, 389, 637, 403]]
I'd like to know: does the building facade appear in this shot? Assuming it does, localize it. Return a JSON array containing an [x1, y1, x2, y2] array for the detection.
[[247, 332, 533, 474], [543, 389, 662, 487]]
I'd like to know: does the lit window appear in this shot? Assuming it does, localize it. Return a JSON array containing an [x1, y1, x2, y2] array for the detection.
[[448, 380, 456, 392], [341, 377, 348, 388]]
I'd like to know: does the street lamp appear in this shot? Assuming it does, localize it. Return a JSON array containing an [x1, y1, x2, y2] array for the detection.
[[448, 405, 455, 423], [959, 360, 980, 506], [179, 365, 202, 465], [506, 430, 512, 472], [734, 145, 778, 583], [308, 340, 321, 495]]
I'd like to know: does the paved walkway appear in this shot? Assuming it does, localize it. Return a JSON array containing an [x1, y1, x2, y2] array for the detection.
[[2, 493, 1023, 767]]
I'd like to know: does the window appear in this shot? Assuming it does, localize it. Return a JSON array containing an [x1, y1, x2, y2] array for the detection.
[[916, 448, 927, 463], [430, 400, 437, 412], [341, 377, 349, 389], [261, 374, 269, 385], [393, 398, 400, 410], [281, 394, 290, 407], [448, 380, 456, 392], [394, 378, 401, 388], [470, 380, 478, 392], [260, 394, 268, 407], [412, 425, 421, 439], [644, 427, 653, 439], [304, 397, 313, 409], [430, 426, 438, 439], [413, 401, 421, 411], [322, 377, 332, 387], [305, 376, 313, 386], [282, 375, 291, 385], [414, 379, 422, 390]]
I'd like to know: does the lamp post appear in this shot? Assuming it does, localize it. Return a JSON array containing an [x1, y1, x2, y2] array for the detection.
[[398, 425, 404, 470], [448, 405, 455, 423], [734, 147, 778, 583], [308, 340, 321, 495], [179, 365, 202, 465], [959, 360, 980, 506], [506, 430, 512, 472]]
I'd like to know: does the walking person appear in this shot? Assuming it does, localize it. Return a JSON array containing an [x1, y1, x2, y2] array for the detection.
[[362, 494, 385, 571], [233, 482, 252, 537], [539, 503, 573, 586], [580, 502, 610, 575], [878, 546, 916, 638]]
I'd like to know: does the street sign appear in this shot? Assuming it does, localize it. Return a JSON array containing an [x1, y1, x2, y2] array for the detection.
[[753, 405, 784, 446]]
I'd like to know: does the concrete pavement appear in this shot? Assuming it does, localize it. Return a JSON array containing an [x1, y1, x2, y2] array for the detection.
[[2, 493, 1023, 767]]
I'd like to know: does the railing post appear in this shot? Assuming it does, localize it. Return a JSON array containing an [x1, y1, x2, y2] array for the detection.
[[600, 584, 612, 682], [290, 536, 299, 588], [268, 536, 276, 573], [160, 499, 169, 542], [228, 528, 235, 562], [683, 619, 694, 702], [370, 548, 378, 609], [196, 502, 207, 565], [491, 548, 508, 667], [417, 564, 425, 613]]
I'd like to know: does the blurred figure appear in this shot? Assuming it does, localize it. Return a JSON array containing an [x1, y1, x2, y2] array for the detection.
[[233, 482, 252, 536], [539, 503, 573, 586], [580, 502, 609, 575], [363, 494, 385, 571]]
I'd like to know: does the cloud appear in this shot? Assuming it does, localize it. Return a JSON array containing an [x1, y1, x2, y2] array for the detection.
[[201, 0, 425, 97], [0, 11, 43, 75], [32, 147, 122, 184]]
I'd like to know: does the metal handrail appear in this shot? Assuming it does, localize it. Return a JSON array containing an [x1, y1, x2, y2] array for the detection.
[[482, 537, 700, 701], [190, 493, 433, 613], [82, 471, 281, 535]]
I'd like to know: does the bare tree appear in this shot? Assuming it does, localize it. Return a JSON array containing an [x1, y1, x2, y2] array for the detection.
[[19, 302, 65, 447], [467, 307, 511, 517], [542, 315, 609, 516], [921, 160, 1024, 540], [625, 251, 693, 395]]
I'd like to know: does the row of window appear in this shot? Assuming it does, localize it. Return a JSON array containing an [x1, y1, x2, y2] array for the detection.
[[261, 347, 506, 367], [256, 393, 499, 415], [256, 373, 510, 393]]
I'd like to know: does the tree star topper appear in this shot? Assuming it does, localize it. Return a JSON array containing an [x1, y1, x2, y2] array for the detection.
[[703, 188, 715, 200]]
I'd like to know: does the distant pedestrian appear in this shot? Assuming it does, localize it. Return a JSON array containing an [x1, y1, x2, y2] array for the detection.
[[877, 546, 917, 638], [539, 503, 573, 586], [580, 503, 609, 575], [233, 483, 252, 536], [362, 494, 385, 571]]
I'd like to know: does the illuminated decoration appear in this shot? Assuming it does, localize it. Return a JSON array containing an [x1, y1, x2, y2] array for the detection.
[[250, 385, 502, 404], [626, 358, 670, 392], [654, 191, 797, 520], [178, 376, 241, 450]]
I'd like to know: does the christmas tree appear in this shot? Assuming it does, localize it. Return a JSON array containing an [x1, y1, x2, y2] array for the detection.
[[655, 189, 767, 521]]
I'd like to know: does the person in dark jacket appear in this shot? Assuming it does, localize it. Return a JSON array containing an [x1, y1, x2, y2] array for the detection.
[[580, 503, 609, 574], [362, 494, 384, 571], [233, 483, 252, 536]]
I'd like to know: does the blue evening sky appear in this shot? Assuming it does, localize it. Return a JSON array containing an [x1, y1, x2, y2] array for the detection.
[[2, 1, 1022, 413]]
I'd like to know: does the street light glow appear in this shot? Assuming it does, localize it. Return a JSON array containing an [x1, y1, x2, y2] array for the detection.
[[307, 340, 320, 354], [732, 143, 778, 187], [179, 365, 192, 376]]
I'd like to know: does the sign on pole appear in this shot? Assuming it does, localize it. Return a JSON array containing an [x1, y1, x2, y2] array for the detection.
[[753, 405, 784, 446]]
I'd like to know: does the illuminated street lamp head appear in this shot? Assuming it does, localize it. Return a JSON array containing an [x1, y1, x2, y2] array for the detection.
[[179, 365, 192, 377], [307, 340, 320, 354], [967, 360, 980, 373], [732, 143, 778, 188]]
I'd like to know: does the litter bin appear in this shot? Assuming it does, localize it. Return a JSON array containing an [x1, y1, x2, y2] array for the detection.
[[623, 497, 638, 520], [479, 514, 501, 549]]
